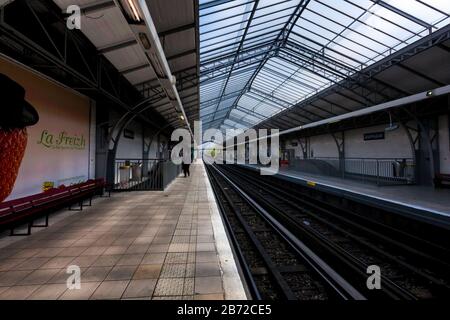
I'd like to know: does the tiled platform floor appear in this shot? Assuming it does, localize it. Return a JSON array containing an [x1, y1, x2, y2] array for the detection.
[[0, 161, 246, 300]]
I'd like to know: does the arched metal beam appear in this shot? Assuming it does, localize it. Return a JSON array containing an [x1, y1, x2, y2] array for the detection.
[[105, 94, 168, 184]]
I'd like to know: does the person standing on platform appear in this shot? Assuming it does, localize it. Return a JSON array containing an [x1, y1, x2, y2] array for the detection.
[[181, 147, 192, 178], [182, 161, 190, 177]]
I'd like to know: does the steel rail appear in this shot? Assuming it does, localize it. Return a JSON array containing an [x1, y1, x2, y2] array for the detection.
[[222, 164, 450, 298], [207, 164, 366, 300]]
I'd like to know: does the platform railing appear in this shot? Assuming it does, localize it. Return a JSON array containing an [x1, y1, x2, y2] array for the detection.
[[113, 159, 181, 191], [291, 157, 416, 186]]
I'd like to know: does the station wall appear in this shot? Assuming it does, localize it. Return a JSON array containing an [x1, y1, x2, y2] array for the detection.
[[114, 119, 167, 160], [286, 124, 413, 160], [0, 56, 95, 201], [308, 134, 340, 158], [116, 120, 144, 160], [344, 125, 411, 159]]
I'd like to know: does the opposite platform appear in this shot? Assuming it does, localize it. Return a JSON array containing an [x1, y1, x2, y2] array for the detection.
[[244, 165, 450, 227], [0, 161, 247, 300]]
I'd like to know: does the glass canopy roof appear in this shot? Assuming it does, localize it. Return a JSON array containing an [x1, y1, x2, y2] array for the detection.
[[199, 0, 450, 134]]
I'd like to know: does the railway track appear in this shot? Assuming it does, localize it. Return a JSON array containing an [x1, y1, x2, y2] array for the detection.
[[206, 163, 450, 300], [206, 163, 365, 300]]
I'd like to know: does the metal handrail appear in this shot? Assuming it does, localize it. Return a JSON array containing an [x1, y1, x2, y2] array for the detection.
[[113, 158, 181, 191], [291, 157, 416, 186]]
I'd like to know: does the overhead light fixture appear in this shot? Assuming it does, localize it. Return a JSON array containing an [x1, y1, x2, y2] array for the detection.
[[180, 115, 185, 121], [426, 90, 434, 97], [126, 0, 141, 22], [121, 0, 142, 22], [138, 32, 151, 50], [170, 75, 177, 86], [385, 112, 399, 132], [329, 119, 340, 124]]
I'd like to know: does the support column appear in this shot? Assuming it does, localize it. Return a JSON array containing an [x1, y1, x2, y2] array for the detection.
[[400, 121, 420, 184], [402, 106, 439, 186], [297, 135, 308, 159], [331, 131, 345, 178]]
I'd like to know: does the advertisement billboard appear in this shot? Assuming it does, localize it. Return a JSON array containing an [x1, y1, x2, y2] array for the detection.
[[0, 56, 93, 202]]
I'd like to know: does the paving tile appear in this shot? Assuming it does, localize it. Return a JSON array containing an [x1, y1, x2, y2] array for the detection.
[[106, 266, 137, 281], [168, 243, 191, 253], [59, 282, 101, 300], [15, 257, 51, 271], [195, 276, 223, 295], [0, 285, 40, 300], [196, 252, 218, 263], [154, 278, 184, 296], [195, 263, 221, 277], [133, 264, 162, 280], [0, 286, 10, 295], [71, 238, 97, 247], [148, 244, 170, 253], [91, 280, 129, 300], [174, 230, 191, 236], [0, 250, 17, 259], [81, 246, 108, 256], [13, 248, 41, 259], [125, 245, 149, 254], [197, 235, 215, 243], [34, 247, 65, 258], [160, 264, 186, 278], [141, 253, 166, 264], [183, 278, 194, 296], [116, 254, 144, 266], [103, 246, 128, 255], [47, 268, 73, 284], [152, 295, 184, 300], [165, 253, 188, 264], [92, 255, 121, 267], [188, 252, 196, 264], [113, 238, 136, 246], [0, 258, 27, 272], [82, 266, 112, 282], [185, 264, 195, 278], [56, 247, 87, 257], [133, 237, 154, 245], [194, 294, 224, 300], [0, 270, 32, 286], [122, 279, 157, 299], [50, 240, 77, 248], [196, 243, 216, 252], [70, 255, 100, 268], [19, 269, 60, 285], [197, 229, 214, 236], [28, 284, 68, 300], [42, 257, 75, 269]]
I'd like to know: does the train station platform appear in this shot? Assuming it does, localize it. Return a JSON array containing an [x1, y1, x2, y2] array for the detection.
[[0, 161, 247, 300], [244, 165, 450, 228]]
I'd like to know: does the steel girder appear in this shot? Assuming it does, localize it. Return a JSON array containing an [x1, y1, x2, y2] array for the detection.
[[200, 42, 280, 84], [255, 23, 450, 129], [0, 0, 169, 130], [208, 0, 311, 129], [199, 3, 450, 132]]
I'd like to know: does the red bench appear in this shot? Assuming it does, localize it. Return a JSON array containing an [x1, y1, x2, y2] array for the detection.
[[434, 173, 450, 188], [0, 178, 110, 236]]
